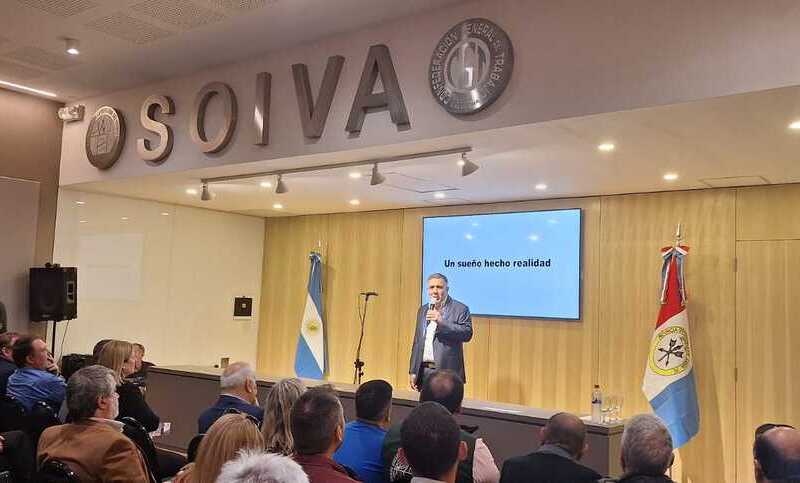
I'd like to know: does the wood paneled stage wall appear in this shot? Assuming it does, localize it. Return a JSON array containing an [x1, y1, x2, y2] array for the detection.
[[257, 184, 800, 483]]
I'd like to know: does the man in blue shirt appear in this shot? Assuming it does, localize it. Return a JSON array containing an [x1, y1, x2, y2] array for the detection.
[[7, 336, 66, 411], [334, 379, 393, 483], [198, 361, 263, 433]]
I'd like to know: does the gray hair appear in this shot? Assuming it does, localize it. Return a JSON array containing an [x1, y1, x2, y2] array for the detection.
[[67, 365, 117, 420], [221, 362, 256, 390], [216, 449, 309, 483], [621, 414, 674, 475], [427, 273, 448, 285]]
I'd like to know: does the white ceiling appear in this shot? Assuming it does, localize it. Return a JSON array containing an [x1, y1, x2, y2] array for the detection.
[[65, 85, 800, 218], [0, 0, 463, 100]]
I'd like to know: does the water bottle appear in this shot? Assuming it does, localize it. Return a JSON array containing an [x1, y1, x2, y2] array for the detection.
[[591, 384, 603, 423]]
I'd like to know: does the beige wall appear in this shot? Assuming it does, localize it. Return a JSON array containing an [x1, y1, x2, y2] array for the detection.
[[257, 183, 800, 483], [52, 189, 265, 367]]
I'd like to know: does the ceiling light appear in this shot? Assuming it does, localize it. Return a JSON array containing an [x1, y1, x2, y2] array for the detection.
[[260, 181, 272, 188], [370, 164, 386, 186], [186, 188, 198, 195], [272, 203, 283, 209], [65, 38, 80, 56], [275, 174, 288, 194], [535, 183, 547, 190], [597, 143, 615, 152], [349, 171, 362, 179], [663, 173, 679, 181], [79, 220, 87, 224], [460, 153, 479, 176], [349, 199, 360, 206], [0, 80, 56, 98], [75, 200, 85, 205], [160, 212, 169, 216], [789, 121, 800, 130], [121, 217, 129, 221], [434, 192, 446, 199], [200, 183, 212, 201]]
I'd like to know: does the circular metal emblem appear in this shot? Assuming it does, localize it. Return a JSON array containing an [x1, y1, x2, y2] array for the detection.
[[430, 18, 514, 115], [648, 325, 692, 377], [85, 106, 125, 170]]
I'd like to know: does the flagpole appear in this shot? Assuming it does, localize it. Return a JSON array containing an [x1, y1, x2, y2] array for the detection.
[[673, 222, 682, 247]]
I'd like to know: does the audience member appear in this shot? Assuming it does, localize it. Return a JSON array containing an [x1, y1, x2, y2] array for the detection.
[[334, 379, 392, 483], [96, 339, 161, 431], [617, 414, 675, 483], [0, 332, 20, 394], [91, 339, 111, 363], [0, 430, 36, 482], [128, 342, 154, 380], [262, 378, 306, 455], [175, 412, 265, 483], [37, 365, 150, 482], [6, 336, 65, 411], [217, 449, 309, 483], [383, 369, 500, 483], [291, 385, 358, 483], [754, 424, 800, 482], [400, 401, 467, 483], [198, 362, 263, 434], [500, 412, 601, 483]]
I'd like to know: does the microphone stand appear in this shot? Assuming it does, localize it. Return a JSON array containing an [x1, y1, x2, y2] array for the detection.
[[353, 293, 374, 385]]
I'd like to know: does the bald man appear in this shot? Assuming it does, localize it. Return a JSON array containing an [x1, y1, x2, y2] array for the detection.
[[197, 362, 263, 433], [754, 425, 800, 482], [500, 412, 601, 483]]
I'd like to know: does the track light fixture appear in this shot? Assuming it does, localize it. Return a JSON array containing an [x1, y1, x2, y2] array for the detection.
[[370, 163, 386, 186], [275, 174, 288, 194], [200, 183, 212, 201], [460, 153, 479, 177]]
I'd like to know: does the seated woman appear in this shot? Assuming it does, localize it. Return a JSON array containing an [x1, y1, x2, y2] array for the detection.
[[175, 413, 265, 483], [261, 378, 306, 455], [96, 340, 160, 431]]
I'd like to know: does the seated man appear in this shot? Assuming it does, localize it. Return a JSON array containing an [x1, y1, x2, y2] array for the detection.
[[754, 424, 800, 482], [500, 412, 601, 483], [0, 332, 20, 395], [198, 362, 263, 433], [383, 369, 500, 483], [399, 401, 467, 483], [216, 448, 309, 483], [616, 414, 675, 483], [291, 386, 358, 483], [333, 379, 392, 483], [37, 365, 150, 482], [6, 336, 65, 411]]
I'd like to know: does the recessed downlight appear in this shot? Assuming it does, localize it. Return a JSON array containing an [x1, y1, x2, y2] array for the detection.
[[663, 173, 679, 181], [272, 203, 283, 210], [121, 217, 129, 221], [349, 199, 361, 206], [349, 172, 362, 179], [789, 121, 800, 130], [79, 220, 87, 224], [186, 188, 198, 195], [160, 212, 170, 216], [75, 200, 85, 205], [597, 143, 615, 152], [434, 192, 446, 199], [535, 183, 547, 190], [260, 181, 272, 188]]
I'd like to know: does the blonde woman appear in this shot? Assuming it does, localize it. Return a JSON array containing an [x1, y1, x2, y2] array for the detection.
[[175, 413, 265, 483], [96, 340, 160, 431], [262, 378, 307, 455]]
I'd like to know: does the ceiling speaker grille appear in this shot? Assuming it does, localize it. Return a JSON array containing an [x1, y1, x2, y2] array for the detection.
[[4, 46, 79, 70], [0, 59, 46, 79], [85, 13, 174, 44], [203, 0, 272, 12], [130, 0, 226, 29], [16, 0, 97, 17]]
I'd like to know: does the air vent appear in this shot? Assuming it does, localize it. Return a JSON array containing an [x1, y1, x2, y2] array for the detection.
[[383, 172, 458, 193], [700, 176, 770, 188], [16, 0, 97, 17], [204, 0, 274, 12], [131, 0, 226, 29], [0, 59, 46, 79], [3, 46, 79, 70], [86, 12, 174, 44]]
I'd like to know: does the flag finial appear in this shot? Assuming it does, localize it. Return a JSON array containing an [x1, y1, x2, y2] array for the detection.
[[673, 222, 683, 247]]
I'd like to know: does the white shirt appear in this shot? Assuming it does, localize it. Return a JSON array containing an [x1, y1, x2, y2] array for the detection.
[[423, 321, 437, 362]]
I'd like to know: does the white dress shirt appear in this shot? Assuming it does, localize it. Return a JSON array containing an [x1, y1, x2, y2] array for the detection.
[[423, 320, 437, 362]]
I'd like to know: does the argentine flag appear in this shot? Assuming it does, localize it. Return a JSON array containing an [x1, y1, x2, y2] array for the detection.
[[642, 245, 700, 448], [295, 252, 326, 379]]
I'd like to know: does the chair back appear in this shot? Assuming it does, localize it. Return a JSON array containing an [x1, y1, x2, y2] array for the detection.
[[0, 395, 27, 431], [36, 460, 79, 483], [120, 416, 160, 483], [186, 433, 205, 463], [27, 401, 61, 446]]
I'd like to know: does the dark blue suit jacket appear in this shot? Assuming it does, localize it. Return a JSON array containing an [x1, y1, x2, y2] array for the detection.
[[197, 395, 264, 433], [409, 296, 473, 383]]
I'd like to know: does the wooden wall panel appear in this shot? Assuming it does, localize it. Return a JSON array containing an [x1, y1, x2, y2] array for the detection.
[[597, 189, 736, 483], [735, 241, 800, 483], [737, 184, 800, 240]]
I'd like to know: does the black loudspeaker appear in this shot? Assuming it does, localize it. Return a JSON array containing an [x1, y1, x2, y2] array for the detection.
[[29, 265, 77, 322]]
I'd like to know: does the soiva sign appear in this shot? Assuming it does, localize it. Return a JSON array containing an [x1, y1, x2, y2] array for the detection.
[[85, 18, 513, 171]]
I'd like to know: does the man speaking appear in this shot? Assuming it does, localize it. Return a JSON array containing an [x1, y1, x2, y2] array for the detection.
[[409, 273, 473, 390]]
